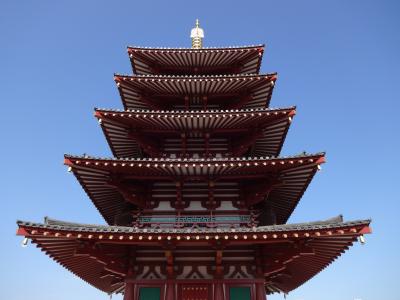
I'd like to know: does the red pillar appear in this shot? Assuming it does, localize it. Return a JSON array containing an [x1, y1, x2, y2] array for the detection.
[[256, 281, 266, 300], [165, 280, 175, 300], [123, 282, 135, 300], [214, 281, 225, 300]]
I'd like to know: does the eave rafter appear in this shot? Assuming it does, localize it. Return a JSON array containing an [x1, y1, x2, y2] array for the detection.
[[63, 153, 325, 224], [114, 73, 277, 110], [16, 33, 373, 299], [261, 242, 315, 277], [17, 219, 371, 244], [64, 153, 324, 179], [95, 107, 296, 159], [16, 217, 371, 294], [95, 107, 295, 132], [105, 177, 145, 208], [74, 243, 128, 277], [126, 129, 162, 157], [244, 178, 283, 206], [127, 45, 265, 75]]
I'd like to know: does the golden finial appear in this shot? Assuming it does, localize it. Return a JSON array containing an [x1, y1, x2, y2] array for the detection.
[[190, 19, 204, 49]]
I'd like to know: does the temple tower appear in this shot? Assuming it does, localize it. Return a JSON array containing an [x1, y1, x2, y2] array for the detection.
[[17, 21, 371, 300]]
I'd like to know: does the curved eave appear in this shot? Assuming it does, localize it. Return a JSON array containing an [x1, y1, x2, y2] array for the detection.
[[16, 218, 371, 295], [64, 153, 325, 177], [127, 45, 265, 75], [94, 107, 296, 158], [127, 44, 265, 51], [16, 217, 371, 237], [114, 73, 277, 110], [63, 153, 325, 225]]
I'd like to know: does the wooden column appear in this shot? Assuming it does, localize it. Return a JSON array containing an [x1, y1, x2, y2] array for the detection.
[[255, 246, 267, 300], [124, 248, 137, 300], [184, 96, 190, 110], [214, 281, 225, 300], [256, 281, 266, 300], [202, 95, 208, 110], [165, 250, 176, 300], [205, 132, 210, 157], [214, 250, 225, 300], [165, 280, 175, 300], [123, 282, 135, 300], [181, 132, 187, 157]]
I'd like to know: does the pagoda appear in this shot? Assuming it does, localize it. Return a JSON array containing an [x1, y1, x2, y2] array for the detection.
[[17, 20, 371, 300]]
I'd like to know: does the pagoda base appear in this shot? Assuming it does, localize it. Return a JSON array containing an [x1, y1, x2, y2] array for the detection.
[[123, 279, 267, 300]]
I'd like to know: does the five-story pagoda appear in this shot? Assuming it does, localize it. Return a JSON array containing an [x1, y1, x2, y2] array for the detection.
[[17, 21, 371, 300]]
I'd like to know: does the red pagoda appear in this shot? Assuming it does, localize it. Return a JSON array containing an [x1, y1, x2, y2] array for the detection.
[[17, 20, 371, 300]]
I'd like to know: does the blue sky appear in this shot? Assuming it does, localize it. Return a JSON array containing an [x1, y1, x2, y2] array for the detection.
[[1, 1, 399, 299]]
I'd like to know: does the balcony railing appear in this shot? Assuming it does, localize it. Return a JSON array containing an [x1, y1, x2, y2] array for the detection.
[[137, 215, 254, 228]]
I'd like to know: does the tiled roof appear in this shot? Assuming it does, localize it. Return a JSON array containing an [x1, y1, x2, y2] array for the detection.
[[114, 72, 271, 78], [63, 152, 325, 225], [127, 45, 265, 75], [94, 106, 295, 114], [17, 215, 370, 234], [16, 216, 371, 295], [127, 44, 265, 50], [114, 73, 276, 110], [94, 106, 296, 158], [64, 151, 324, 162]]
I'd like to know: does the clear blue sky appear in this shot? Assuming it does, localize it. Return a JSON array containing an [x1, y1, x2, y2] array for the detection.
[[1, 1, 399, 299]]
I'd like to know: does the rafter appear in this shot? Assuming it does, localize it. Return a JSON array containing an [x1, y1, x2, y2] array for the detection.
[[245, 179, 283, 206], [105, 178, 145, 208], [262, 243, 315, 276], [226, 93, 253, 110], [231, 128, 263, 156], [127, 129, 162, 157], [74, 244, 127, 277], [138, 95, 162, 110]]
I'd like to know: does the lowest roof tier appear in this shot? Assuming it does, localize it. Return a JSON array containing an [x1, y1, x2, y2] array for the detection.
[[17, 216, 371, 295]]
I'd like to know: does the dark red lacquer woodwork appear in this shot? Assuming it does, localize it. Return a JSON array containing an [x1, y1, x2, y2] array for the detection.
[[16, 25, 371, 300]]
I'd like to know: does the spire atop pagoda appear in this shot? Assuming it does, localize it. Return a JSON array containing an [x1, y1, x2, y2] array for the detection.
[[190, 19, 204, 49]]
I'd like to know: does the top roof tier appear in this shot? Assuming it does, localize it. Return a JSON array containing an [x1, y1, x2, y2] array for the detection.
[[127, 45, 265, 76]]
